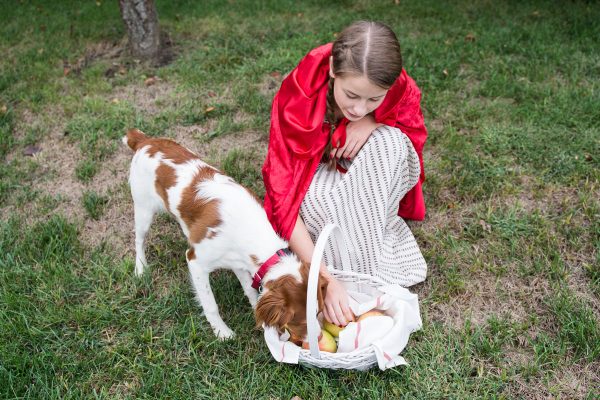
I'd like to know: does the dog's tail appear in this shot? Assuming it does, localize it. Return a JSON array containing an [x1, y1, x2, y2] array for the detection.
[[122, 128, 148, 151]]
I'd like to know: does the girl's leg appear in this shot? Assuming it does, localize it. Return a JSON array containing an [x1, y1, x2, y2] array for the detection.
[[300, 125, 426, 286]]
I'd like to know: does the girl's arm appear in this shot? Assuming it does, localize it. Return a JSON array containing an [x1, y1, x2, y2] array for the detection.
[[288, 215, 355, 326], [331, 114, 382, 160]]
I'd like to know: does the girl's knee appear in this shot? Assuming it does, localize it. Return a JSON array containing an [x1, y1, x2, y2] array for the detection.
[[366, 125, 409, 159]]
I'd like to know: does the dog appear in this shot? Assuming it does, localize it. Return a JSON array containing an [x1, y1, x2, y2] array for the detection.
[[123, 129, 327, 341]]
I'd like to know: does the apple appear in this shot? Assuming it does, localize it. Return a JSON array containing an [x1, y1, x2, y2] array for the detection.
[[301, 329, 337, 353], [357, 310, 386, 322], [323, 320, 345, 338]]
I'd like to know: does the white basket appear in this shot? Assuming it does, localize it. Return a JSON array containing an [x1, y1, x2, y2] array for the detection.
[[298, 223, 387, 371]]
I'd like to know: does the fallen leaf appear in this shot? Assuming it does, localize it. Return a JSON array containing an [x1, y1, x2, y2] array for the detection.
[[144, 76, 157, 86], [119, 66, 127, 75], [205, 106, 215, 113], [23, 145, 42, 156], [40, 24, 46, 32], [297, 12, 303, 17], [291, 397, 303, 400], [584, 153, 592, 161], [531, 10, 540, 17], [443, 69, 449, 77], [63, 67, 71, 77], [394, 0, 400, 4], [111, 98, 120, 104], [269, 71, 281, 78], [465, 33, 476, 42], [207, 90, 217, 98], [0, 105, 7, 114]]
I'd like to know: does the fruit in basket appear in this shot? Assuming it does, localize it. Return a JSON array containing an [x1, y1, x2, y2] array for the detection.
[[301, 329, 337, 352], [323, 320, 346, 338], [357, 310, 386, 322]]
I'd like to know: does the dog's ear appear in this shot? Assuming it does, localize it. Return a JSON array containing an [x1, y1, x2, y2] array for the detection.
[[255, 289, 293, 329], [316, 272, 329, 312]]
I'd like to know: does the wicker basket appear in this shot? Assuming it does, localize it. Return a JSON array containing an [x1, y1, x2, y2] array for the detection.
[[298, 223, 389, 371]]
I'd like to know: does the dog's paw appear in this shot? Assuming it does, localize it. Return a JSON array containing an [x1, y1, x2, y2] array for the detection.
[[215, 326, 235, 340], [134, 260, 146, 277]]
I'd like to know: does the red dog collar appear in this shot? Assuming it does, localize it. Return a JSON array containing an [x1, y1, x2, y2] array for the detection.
[[251, 248, 292, 290]]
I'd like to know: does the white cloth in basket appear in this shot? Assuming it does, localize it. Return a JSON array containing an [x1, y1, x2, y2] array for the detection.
[[337, 316, 394, 353], [347, 285, 422, 369], [263, 283, 421, 370]]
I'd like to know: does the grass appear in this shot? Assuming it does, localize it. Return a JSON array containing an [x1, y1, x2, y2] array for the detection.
[[221, 148, 265, 198], [1, 0, 599, 398], [82, 191, 108, 220], [547, 289, 600, 362]]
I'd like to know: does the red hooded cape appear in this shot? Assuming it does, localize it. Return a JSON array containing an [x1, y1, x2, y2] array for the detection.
[[262, 43, 427, 240]]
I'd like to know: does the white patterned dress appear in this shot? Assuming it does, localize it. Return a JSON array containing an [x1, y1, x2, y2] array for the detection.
[[299, 125, 427, 287]]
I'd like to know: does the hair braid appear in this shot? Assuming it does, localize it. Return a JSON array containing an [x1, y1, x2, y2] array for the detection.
[[321, 76, 336, 165]]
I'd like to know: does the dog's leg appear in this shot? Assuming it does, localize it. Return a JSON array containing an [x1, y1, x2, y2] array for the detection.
[[233, 269, 258, 308], [188, 262, 234, 340], [133, 205, 154, 276]]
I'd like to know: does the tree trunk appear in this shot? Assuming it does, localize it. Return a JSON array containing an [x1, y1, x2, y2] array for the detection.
[[119, 0, 161, 63]]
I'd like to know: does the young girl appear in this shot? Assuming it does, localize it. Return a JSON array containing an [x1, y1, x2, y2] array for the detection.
[[262, 21, 428, 328]]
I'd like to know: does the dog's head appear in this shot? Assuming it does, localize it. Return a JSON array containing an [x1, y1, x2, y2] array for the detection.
[[255, 259, 328, 345]]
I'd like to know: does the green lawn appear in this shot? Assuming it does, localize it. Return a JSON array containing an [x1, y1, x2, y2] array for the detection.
[[1, 0, 599, 398]]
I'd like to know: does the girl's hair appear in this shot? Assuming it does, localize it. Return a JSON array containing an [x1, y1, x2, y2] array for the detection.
[[323, 21, 403, 162]]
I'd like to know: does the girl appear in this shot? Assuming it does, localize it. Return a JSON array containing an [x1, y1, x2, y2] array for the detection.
[[262, 21, 428, 327]]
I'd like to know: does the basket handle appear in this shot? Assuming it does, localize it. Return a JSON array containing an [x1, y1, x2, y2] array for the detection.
[[306, 223, 351, 358]]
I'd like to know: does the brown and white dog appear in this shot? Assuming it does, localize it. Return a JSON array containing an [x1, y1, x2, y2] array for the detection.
[[123, 129, 327, 341]]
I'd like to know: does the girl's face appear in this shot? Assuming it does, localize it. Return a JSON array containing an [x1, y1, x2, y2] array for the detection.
[[330, 65, 389, 122]]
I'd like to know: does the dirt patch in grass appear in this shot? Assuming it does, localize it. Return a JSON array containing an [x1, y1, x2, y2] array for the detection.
[[425, 270, 551, 332], [259, 72, 285, 99], [548, 361, 600, 399], [419, 173, 599, 326], [8, 121, 136, 255], [4, 90, 268, 258], [64, 39, 126, 76], [19, 125, 266, 258], [110, 79, 176, 116], [567, 268, 600, 321], [503, 359, 600, 399], [166, 123, 267, 166], [427, 118, 445, 134]]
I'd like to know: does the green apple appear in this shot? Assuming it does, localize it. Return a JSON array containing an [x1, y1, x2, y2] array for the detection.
[[323, 320, 345, 338], [302, 329, 337, 353]]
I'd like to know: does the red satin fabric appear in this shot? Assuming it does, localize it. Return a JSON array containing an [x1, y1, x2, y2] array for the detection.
[[262, 43, 427, 240]]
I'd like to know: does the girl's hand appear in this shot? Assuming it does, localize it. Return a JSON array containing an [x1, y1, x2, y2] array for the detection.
[[331, 115, 382, 160], [322, 275, 355, 327]]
